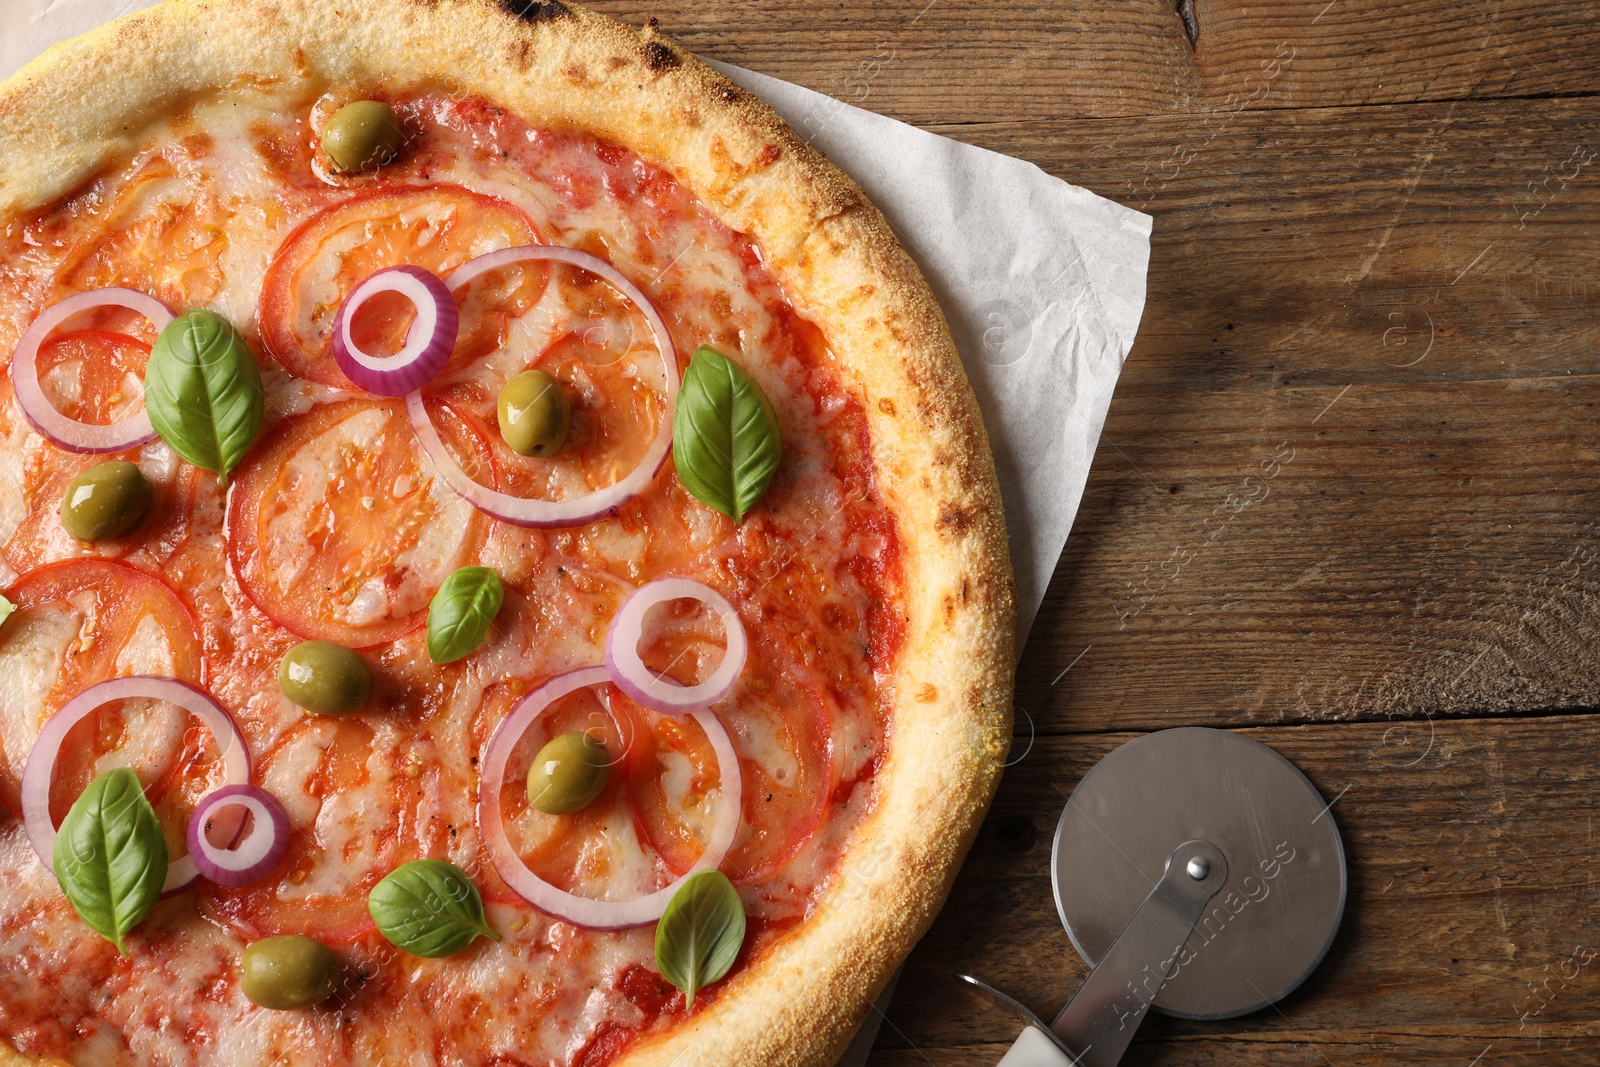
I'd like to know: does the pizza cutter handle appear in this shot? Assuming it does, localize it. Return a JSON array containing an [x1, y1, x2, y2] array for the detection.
[[959, 841, 1226, 1067], [998, 1026, 1080, 1066], [1048, 839, 1228, 1067], [955, 975, 1082, 1066]]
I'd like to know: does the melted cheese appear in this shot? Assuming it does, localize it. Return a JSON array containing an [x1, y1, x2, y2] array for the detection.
[[0, 602, 77, 777]]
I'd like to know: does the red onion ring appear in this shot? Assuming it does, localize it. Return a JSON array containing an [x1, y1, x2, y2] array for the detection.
[[333, 265, 459, 396], [604, 578, 748, 715], [11, 288, 171, 452], [186, 784, 290, 887], [21, 676, 251, 895], [477, 666, 743, 930], [406, 245, 679, 528]]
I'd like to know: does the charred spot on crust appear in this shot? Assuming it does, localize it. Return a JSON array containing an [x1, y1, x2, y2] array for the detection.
[[643, 40, 680, 72], [499, 0, 570, 22], [717, 83, 749, 104], [937, 504, 975, 537]]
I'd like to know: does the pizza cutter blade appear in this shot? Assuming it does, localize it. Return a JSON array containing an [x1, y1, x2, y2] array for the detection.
[[959, 727, 1346, 1066]]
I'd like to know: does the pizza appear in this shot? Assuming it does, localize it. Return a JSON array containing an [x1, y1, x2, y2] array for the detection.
[[0, 1, 1015, 1065]]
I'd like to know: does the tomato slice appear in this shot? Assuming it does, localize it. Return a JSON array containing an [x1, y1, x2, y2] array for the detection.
[[469, 679, 642, 905], [0, 332, 200, 571], [257, 185, 544, 388], [0, 560, 204, 827], [200, 715, 442, 943], [52, 157, 233, 309], [227, 398, 493, 648], [28, 329, 152, 423], [626, 642, 833, 884]]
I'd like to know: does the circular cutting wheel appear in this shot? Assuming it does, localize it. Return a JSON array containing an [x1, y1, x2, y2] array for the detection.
[[1051, 727, 1346, 1020]]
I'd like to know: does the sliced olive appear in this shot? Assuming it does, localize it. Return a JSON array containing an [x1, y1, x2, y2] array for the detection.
[[278, 641, 372, 715], [59, 461, 152, 542], [241, 935, 341, 1010], [527, 731, 609, 814], [321, 100, 404, 174], [497, 369, 571, 457]]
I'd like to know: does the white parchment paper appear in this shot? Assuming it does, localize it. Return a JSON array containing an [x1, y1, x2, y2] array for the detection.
[[2, 6, 1152, 1062]]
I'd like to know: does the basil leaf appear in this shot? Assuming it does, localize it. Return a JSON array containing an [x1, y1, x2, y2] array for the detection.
[[53, 768, 168, 955], [0, 593, 14, 629], [368, 859, 501, 957], [144, 309, 265, 490], [426, 566, 504, 664], [654, 869, 746, 1008], [672, 346, 782, 522]]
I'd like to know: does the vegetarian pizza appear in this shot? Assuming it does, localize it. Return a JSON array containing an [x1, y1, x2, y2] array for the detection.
[[0, 1, 1015, 1064]]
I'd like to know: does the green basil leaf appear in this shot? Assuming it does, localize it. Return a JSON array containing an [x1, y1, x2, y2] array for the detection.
[[654, 868, 746, 1008], [53, 768, 168, 955], [368, 859, 501, 957], [0, 592, 14, 629], [672, 346, 782, 522], [426, 566, 504, 664], [144, 309, 265, 489]]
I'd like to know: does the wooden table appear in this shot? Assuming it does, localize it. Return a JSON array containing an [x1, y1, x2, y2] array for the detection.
[[593, 2, 1600, 1062]]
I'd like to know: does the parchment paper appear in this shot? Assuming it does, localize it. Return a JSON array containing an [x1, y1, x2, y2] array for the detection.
[[2, 6, 1152, 1062]]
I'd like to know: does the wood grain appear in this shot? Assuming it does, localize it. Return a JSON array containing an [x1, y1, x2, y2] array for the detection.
[[1023, 375, 1600, 733], [594, 0, 1600, 125], [930, 98, 1600, 396], [577, 0, 1600, 1062]]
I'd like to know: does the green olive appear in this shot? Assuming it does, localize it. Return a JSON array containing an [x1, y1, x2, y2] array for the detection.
[[59, 461, 153, 542], [320, 100, 404, 174], [497, 369, 571, 457], [241, 935, 341, 1010], [278, 641, 372, 715], [528, 731, 609, 814]]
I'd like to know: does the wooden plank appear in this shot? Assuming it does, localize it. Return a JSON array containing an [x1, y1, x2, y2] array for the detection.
[[868, 717, 1600, 1064], [911, 98, 1600, 734], [926, 97, 1600, 396], [591, 0, 1600, 125], [1017, 374, 1600, 733]]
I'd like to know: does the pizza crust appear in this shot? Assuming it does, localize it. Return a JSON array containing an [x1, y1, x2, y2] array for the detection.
[[0, 2, 1017, 1064]]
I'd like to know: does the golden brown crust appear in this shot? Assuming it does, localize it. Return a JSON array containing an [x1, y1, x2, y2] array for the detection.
[[0, 2, 1016, 1064]]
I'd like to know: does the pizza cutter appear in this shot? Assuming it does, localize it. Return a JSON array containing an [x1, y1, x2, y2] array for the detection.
[[960, 727, 1346, 1066]]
